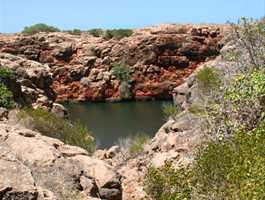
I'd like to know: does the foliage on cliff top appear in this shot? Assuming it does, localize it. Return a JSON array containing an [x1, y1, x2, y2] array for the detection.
[[104, 29, 133, 40], [22, 23, 60, 35], [230, 17, 265, 70], [88, 28, 104, 37], [66, 29, 82, 35], [88, 28, 133, 40], [18, 107, 95, 153]]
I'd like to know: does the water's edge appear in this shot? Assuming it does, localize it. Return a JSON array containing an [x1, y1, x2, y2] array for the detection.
[[64, 100, 170, 148]]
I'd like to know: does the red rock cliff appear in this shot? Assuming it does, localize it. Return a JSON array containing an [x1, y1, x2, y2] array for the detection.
[[0, 24, 229, 102]]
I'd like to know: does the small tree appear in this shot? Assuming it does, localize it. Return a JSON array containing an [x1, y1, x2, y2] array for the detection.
[[104, 29, 133, 40], [18, 108, 96, 153], [190, 18, 265, 142], [88, 28, 104, 37], [230, 17, 265, 70], [0, 83, 13, 108], [112, 64, 131, 82], [112, 64, 132, 99], [22, 23, 60, 35], [67, 29, 82, 35], [0, 67, 13, 108]]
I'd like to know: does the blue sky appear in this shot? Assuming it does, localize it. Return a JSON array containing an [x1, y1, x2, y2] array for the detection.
[[0, 0, 264, 33]]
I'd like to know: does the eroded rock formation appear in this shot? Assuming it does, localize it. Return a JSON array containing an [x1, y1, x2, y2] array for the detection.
[[0, 24, 229, 102], [0, 122, 122, 200]]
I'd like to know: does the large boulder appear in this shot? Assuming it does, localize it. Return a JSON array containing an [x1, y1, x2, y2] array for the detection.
[[0, 146, 38, 200], [0, 123, 122, 200], [72, 155, 122, 200], [0, 53, 56, 106]]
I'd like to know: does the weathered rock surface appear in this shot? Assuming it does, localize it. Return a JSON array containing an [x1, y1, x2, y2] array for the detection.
[[0, 146, 38, 200], [0, 24, 229, 102], [0, 123, 122, 200], [0, 53, 55, 107], [0, 24, 234, 200]]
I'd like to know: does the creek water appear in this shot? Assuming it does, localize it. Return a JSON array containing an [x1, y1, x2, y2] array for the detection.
[[64, 101, 168, 148]]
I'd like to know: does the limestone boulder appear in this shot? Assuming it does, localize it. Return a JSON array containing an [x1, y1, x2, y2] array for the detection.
[[0, 146, 38, 200]]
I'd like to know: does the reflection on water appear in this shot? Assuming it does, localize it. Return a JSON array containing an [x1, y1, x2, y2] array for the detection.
[[64, 101, 168, 148]]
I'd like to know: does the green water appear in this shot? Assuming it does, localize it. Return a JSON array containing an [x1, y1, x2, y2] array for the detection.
[[64, 101, 168, 148]]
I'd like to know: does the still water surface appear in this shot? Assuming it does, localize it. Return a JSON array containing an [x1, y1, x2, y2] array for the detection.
[[64, 101, 167, 148]]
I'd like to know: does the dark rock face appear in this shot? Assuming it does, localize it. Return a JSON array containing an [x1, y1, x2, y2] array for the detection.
[[0, 24, 229, 102], [99, 188, 122, 200]]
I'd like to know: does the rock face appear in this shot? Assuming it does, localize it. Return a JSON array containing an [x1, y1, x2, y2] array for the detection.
[[0, 24, 229, 102], [0, 53, 55, 107], [0, 123, 122, 200]]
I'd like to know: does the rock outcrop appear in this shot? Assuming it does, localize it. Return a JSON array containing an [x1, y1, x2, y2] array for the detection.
[[0, 53, 55, 108], [0, 24, 229, 102], [0, 123, 122, 200], [0, 24, 234, 200]]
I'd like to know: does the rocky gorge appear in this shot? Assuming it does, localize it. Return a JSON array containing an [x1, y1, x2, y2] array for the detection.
[[0, 24, 228, 103], [0, 24, 234, 200]]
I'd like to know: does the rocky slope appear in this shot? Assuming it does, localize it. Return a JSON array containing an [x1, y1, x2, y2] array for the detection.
[[0, 122, 122, 200], [0, 24, 229, 102], [0, 24, 233, 200]]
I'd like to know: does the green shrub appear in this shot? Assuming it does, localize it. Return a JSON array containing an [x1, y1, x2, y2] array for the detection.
[[104, 29, 133, 40], [67, 29, 82, 35], [117, 133, 150, 160], [0, 67, 12, 83], [0, 83, 13, 108], [144, 18, 265, 200], [145, 161, 192, 200], [162, 102, 181, 120], [88, 28, 104, 37], [22, 23, 60, 35], [222, 50, 241, 62], [18, 108, 95, 153], [192, 122, 265, 200], [128, 133, 150, 155], [196, 67, 222, 95], [226, 69, 265, 103], [111, 64, 131, 82], [231, 17, 265, 69], [193, 142, 234, 198], [145, 123, 265, 200], [0, 67, 13, 108], [85, 28, 133, 39]]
